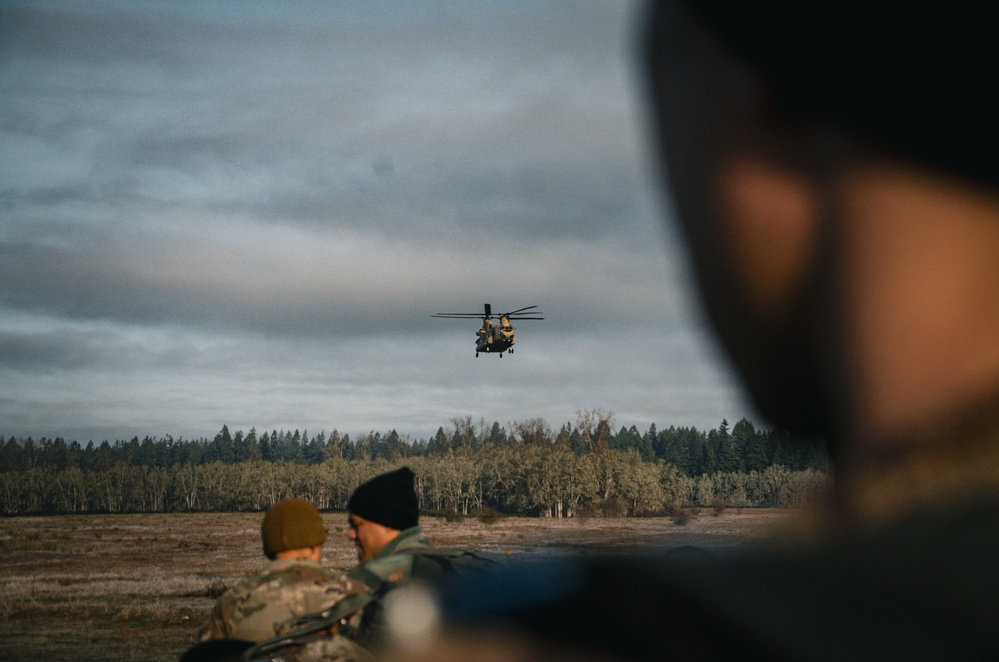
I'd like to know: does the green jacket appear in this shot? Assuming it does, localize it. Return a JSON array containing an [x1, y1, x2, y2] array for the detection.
[[346, 525, 442, 592]]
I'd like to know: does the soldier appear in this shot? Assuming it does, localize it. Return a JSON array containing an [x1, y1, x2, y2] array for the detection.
[[199, 498, 367, 643], [345, 467, 443, 592], [386, 2, 999, 659]]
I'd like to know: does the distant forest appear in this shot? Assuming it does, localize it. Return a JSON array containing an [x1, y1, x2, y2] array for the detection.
[[0, 413, 831, 517]]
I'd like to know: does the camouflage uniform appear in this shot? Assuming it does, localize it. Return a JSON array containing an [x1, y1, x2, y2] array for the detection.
[[200, 558, 367, 643], [270, 627, 372, 662]]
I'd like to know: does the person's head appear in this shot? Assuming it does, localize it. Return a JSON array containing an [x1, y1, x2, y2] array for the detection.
[[346, 467, 419, 562], [643, 2, 999, 439], [260, 498, 326, 561]]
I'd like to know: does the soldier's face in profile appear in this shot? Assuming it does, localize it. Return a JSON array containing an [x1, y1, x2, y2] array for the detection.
[[347, 513, 398, 563]]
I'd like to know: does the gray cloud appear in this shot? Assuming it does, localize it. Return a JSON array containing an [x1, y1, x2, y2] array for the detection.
[[0, 0, 757, 442]]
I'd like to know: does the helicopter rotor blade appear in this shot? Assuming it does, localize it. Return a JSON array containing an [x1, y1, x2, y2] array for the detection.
[[431, 313, 488, 319], [431, 304, 543, 320], [503, 305, 538, 316]]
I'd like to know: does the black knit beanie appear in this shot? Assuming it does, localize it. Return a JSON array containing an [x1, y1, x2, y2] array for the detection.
[[347, 467, 419, 530]]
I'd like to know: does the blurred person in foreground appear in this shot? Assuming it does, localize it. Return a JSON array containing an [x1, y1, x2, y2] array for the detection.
[[197, 498, 367, 648], [379, 2, 999, 659]]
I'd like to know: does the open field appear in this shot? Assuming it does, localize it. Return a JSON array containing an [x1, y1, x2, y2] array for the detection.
[[0, 509, 793, 661]]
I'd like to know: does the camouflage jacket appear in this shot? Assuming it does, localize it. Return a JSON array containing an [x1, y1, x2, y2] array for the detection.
[[347, 526, 441, 592], [200, 558, 367, 643]]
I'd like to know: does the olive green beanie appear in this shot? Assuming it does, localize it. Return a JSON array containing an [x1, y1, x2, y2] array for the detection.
[[261, 498, 326, 557]]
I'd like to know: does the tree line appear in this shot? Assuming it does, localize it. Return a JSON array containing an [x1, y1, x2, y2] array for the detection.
[[0, 414, 831, 517], [1, 413, 828, 476]]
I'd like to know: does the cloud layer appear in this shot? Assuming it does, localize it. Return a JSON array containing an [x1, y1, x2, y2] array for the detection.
[[0, 0, 754, 442]]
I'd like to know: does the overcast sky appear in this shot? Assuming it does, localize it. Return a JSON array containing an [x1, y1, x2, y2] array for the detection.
[[0, 0, 757, 443]]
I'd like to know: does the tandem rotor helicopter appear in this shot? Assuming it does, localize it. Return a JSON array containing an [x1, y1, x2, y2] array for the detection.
[[432, 304, 544, 357]]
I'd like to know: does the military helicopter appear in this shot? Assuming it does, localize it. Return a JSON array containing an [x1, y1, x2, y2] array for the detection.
[[432, 304, 543, 357]]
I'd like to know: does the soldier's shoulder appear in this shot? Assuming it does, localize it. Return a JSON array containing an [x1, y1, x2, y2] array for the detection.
[[349, 551, 416, 589], [275, 563, 365, 592], [217, 571, 269, 606]]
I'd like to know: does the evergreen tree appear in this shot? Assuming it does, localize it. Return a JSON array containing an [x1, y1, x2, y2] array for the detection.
[[713, 420, 740, 472], [383, 430, 408, 460], [238, 428, 261, 462], [341, 434, 356, 460], [489, 421, 506, 446], [303, 432, 325, 464], [427, 427, 448, 455], [260, 432, 275, 462], [734, 418, 770, 472], [91, 441, 115, 472], [1, 437, 22, 471], [209, 425, 235, 463]]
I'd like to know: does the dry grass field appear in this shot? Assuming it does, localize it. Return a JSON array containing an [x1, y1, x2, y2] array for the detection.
[[0, 509, 792, 661]]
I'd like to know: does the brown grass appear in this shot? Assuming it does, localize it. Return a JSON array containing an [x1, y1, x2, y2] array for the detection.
[[0, 510, 790, 661]]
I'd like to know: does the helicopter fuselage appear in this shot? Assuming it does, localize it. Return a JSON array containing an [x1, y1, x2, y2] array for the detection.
[[475, 317, 516, 355]]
